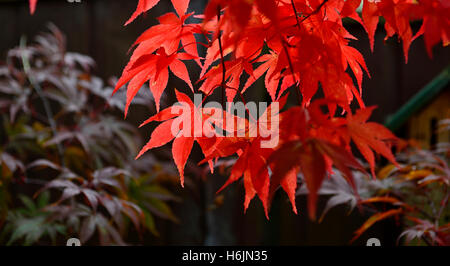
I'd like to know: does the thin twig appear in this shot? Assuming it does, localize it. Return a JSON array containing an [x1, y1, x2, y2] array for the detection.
[[299, 0, 329, 24], [225, 85, 257, 122], [283, 0, 329, 106], [435, 188, 449, 226], [290, 0, 302, 29], [281, 38, 302, 105], [217, 6, 226, 109], [421, 235, 433, 246], [20, 36, 65, 166]]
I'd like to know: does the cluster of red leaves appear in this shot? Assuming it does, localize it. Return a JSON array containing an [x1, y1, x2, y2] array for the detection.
[[30, 0, 449, 219]]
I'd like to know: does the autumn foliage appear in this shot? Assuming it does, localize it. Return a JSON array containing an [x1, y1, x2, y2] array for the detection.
[[29, 0, 450, 220]]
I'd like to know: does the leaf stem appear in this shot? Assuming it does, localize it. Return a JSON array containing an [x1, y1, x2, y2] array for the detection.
[[299, 0, 329, 24], [217, 6, 226, 109], [281, 38, 302, 105], [290, 0, 302, 29]]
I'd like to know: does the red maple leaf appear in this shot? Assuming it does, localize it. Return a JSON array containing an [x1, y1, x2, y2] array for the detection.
[[204, 0, 279, 38], [346, 107, 399, 177], [362, 0, 380, 52], [125, 0, 191, 26], [243, 52, 295, 101], [217, 137, 273, 217], [198, 98, 289, 216], [414, 0, 450, 57], [130, 11, 202, 63], [268, 138, 366, 221], [29, 0, 37, 14], [269, 104, 366, 220], [199, 57, 254, 102], [137, 90, 223, 187], [377, 0, 416, 62], [113, 48, 194, 115]]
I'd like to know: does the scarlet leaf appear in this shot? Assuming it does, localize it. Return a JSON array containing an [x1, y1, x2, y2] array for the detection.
[[347, 107, 398, 177], [172, 136, 194, 187], [29, 0, 37, 14], [298, 141, 327, 221], [172, 0, 190, 17], [125, 0, 191, 25], [199, 57, 254, 102], [137, 90, 219, 186], [416, 0, 450, 57], [268, 143, 302, 214], [362, 0, 379, 52], [114, 49, 193, 114], [136, 119, 177, 158], [351, 208, 403, 242], [280, 169, 298, 214], [125, 0, 161, 26]]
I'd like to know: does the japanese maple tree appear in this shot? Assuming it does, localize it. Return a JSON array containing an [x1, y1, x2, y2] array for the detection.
[[29, 0, 450, 220]]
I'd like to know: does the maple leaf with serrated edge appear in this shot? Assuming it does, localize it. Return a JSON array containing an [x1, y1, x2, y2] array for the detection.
[[267, 102, 367, 220], [269, 21, 366, 112], [413, 0, 450, 57], [346, 106, 399, 178], [199, 136, 273, 217], [113, 48, 194, 115], [377, 0, 416, 63], [340, 0, 363, 23], [198, 97, 289, 216], [351, 208, 403, 243], [269, 138, 366, 220], [358, 0, 448, 62], [28, 0, 37, 14], [362, 0, 379, 52], [229, 139, 272, 218], [199, 57, 254, 102], [341, 45, 371, 94], [136, 90, 225, 187], [243, 52, 295, 101], [125, 0, 191, 26], [204, 0, 279, 39], [130, 12, 202, 64]]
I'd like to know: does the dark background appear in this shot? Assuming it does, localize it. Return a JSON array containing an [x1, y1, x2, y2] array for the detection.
[[0, 0, 449, 246]]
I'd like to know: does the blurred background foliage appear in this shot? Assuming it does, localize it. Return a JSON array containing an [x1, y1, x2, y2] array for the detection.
[[308, 120, 450, 245], [0, 24, 180, 245]]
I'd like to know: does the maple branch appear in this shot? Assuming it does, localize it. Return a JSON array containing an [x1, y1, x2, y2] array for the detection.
[[201, 85, 220, 106], [436, 189, 449, 224], [184, 25, 213, 47], [176, 41, 209, 54], [299, 0, 329, 24], [281, 0, 329, 106], [281, 38, 302, 105], [411, 206, 435, 221], [290, 0, 302, 30], [225, 85, 257, 122], [217, 6, 226, 109], [421, 235, 433, 246]]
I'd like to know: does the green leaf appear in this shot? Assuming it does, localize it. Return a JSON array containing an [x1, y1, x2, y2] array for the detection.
[[143, 198, 178, 223], [37, 191, 50, 209], [143, 210, 158, 236], [18, 195, 36, 213]]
